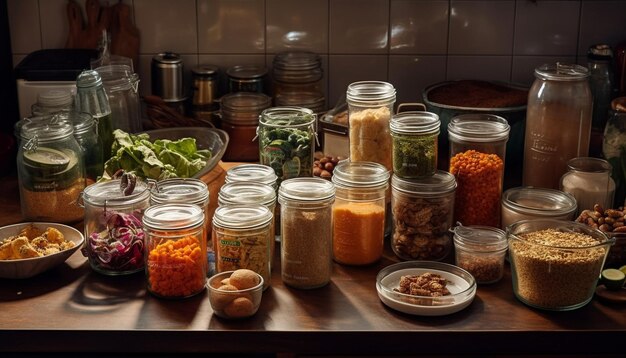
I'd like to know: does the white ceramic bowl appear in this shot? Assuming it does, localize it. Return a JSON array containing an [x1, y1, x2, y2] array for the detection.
[[0, 222, 84, 279]]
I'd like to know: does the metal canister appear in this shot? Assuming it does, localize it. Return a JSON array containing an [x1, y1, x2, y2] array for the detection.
[[151, 52, 185, 102], [192, 64, 219, 106]]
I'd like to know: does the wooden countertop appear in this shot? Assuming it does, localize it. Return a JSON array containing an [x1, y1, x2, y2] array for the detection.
[[0, 162, 625, 357]]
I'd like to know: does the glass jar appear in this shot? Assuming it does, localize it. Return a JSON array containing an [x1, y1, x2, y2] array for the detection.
[[449, 114, 510, 227], [227, 65, 268, 94], [523, 63, 592, 189], [96, 65, 142, 133], [347, 81, 396, 172], [212, 205, 273, 290], [143, 204, 207, 299], [18, 120, 85, 223], [603, 97, 626, 207], [279, 177, 335, 289], [501, 187, 577, 229], [62, 112, 103, 184], [391, 171, 456, 261], [191, 64, 220, 126], [390, 111, 440, 178], [451, 224, 508, 284], [258, 107, 316, 185], [331, 161, 389, 265], [31, 90, 74, 116], [587, 44, 614, 155], [220, 92, 272, 162], [272, 51, 324, 112], [81, 179, 150, 275], [560, 157, 616, 215]]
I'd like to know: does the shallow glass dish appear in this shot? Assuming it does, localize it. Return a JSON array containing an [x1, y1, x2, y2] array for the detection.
[[207, 270, 264, 319], [376, 261, 477, 316]]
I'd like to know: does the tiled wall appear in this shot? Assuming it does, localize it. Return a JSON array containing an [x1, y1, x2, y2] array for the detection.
[[7, 0, 626, 108]]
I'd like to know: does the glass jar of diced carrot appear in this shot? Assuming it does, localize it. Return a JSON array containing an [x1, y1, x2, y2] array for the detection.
[[331, 161, 390, 265], [143, 204, 207, 299]]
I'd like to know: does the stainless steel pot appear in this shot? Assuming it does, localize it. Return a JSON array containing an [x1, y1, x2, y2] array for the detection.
[[151, 52, 185, 102]]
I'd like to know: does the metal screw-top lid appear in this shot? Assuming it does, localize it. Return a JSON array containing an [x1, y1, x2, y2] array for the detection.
[[448, 113, 510, 143], [153, 52, 183, 65], [278, 177, 335, 202], [225, 164, 278, 187], [390, 111, 440, 136], [218, 182, 276, 207], [150, 178, 209, 206], [76, 70, 103, 88], [451, 224, 507, 253], [332, 161, 389, 189], [192, 64, 219, 78], [213, 204, 272, 230], [143, 203, 204, 231], [391, 171, 456, 196], [502, 187, 577, 218], [346, 81, 396, 106]]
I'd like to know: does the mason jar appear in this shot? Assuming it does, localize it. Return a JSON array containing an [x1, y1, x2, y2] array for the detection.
[[451, 224, 508, 284], [227, 65, 268, 94], [501, 187, 577, 229], [560, 157, 616, 215], [212, 205, 273, 290], [279, 177, 335, 289], [31, 89, 74, 116], [331, 161, 389, 265], [272, 51, 324, 112], [390, 111, 440, 178], [81, 178, 150, 275], [448, 114, 510, 227], [18, 120, 85, 223], [143, 204, 207, 299], [391, 171, 456, 261]]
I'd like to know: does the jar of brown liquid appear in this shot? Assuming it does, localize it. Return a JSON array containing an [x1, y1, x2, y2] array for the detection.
[[522, 63, 592, 189]]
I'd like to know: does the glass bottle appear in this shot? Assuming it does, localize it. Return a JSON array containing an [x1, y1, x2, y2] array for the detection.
[[31, 90, 74, 116], [96, 65, 142, 133], [560, 157, 615, 215], [272, 51, 325, 113], [448, 114, 510, 227], [81, 178, 150, 275], [523, 63, 592, 189], [390, 111, 440, 178], [603, 97, 626, 206]]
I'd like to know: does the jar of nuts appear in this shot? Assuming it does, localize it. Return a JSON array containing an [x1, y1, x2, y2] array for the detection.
[[452, 224, 507, 284]]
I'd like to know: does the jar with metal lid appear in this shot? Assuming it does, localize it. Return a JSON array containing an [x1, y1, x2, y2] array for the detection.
[[143, 204, 207, 299], [220, 92, 272, 161], [258, 107, 316, 184], [81, 178, 150, 275], [227, 65, 268, 94], [331, 161, 389, 265], [448, 114, 510, 227], [18, 120, 85, 223], [560, 157, 615, 214], [603, 97, 626, 206], [151, 52, 185, 103], [96, 65, 142, 133], [347, 81, 396, 172], [31, 90, 74, 116], [191, 64, 220, 125], [451, 224, 508, 284], [279, 177, 335, 289], [224, 163, 278, 189], [272, 51, 324, 112], [523, 63, 592, 189], [501, 187, 577, 229], [212, 205, 273, 290], [391, 171, 456, 261], [390, 111, 440, 178]]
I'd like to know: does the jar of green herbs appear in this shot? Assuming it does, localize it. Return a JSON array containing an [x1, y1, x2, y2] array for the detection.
[[390, 111, 440, 178]]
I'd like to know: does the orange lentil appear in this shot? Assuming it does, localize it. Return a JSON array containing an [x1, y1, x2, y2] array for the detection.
[[449, 149, 504, 227], [333, 202, 386, 265]]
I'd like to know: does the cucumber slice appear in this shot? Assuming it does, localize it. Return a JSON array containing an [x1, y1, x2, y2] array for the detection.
[[601, 268, 626, 290]]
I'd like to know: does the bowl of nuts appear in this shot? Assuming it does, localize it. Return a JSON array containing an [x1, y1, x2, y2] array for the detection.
[[313, 154, 344, 180], [575, 205, 626, 269], [208, 269, 264, 319]]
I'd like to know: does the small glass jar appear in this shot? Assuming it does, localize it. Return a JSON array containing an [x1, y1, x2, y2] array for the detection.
[[18, 120, 85, 223], [448, 114, 510, 227], [390, 111, 440, 178], [347, 81, 396, 172], [81, 179, 150, 275], [96, 65, 142, 133], [272, 51, 324, 112], [143, 204, 207, 299], [391, 171, 456, 261], [220, 92, 272, 161], [331, 161, 389, 265], [279, 177, 335, 289], [212, 205, 273, 290], [227, 65, 268, 94], [451, 224, 508, 284], [31, 90, 74, 116], [501, 187, 577, 229], [258, 106, 316, 185], [560, 157, 616, 215]]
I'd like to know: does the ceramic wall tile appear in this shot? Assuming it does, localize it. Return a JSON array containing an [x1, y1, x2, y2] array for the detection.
[[514, 0, 579, 56], [7, 0, 41, 54], [39, 0, 69, 49], [511, 55, 576, 87], [198, 54, 268, 96], [265, 53, 329, 100], [388, 55, 447, 105], [390, 0, 449, 55], [447, 55, 512, 83], [329, 0, 390, 54], [448, 0, 515, 55], [198, 0, 265, 54], [135, 0, 197, 54], [579, 0, 626, 56], [327, 55, 388, 107], [266, 0, 328, 54]]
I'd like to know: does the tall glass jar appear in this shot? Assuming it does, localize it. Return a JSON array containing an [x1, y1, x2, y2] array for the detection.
[[258, 107, 316, 184], [81, 179, 150, 275], [603, 97, 626, 206], [220, 92, 272, 162], [523, 63, 592, 189], [212, 205, 273, 290], [449, 114, 510, 227], [347, 81, 396, 172], [18, 121, 85, 223], [501, 187, 577, 229], [272, 51, 324, 112], [143, 204, 207, 299], [96, 65, 142, 133], [62, 112, 103, 184], [331, 161, 389, 265], [391, 171, 456, 261], [390, 111, 440, 178], [279, 177, 335, 289], [560, 157, 615, 215]]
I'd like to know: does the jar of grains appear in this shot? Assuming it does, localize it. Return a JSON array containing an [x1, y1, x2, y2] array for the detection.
[[560, 157, 616, 216], [501, 187, 577, 229], [448, 114, 510, 227], [331, 161, 390, 265], [279, 177, 336, 289], [347, 81, 396, 172], [81, 178, 150, 275], [390, 111, 440, 178], [212, 205, 273, 290], [143, 204, 207, 299], [18, 120, 85, 223], [451, 224, 508, 284], [391, 171, 456, 261]]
